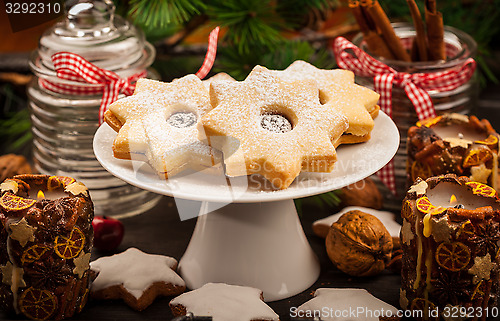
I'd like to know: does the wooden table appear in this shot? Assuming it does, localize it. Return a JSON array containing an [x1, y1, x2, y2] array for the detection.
[[2, 88, 500, 321]]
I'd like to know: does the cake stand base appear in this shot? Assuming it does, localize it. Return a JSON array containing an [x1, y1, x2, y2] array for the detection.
[[178, 199, 320, 302]]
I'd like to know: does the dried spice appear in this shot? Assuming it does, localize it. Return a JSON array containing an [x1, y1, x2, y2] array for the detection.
[[401, 174, 500, 321], [0, 174, 94, 320], [326, 210, 393, 276], [431, 271, 471, 305], [29, 257, 70, 289], [407, 114, 499, 189], [468, 221, 500, 256]]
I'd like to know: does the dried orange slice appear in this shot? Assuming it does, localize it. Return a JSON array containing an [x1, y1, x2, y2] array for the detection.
[[457, 220, 475, 239], [463, 148, 493, 168], [0, 193, 36, 211], [21, 245, 51, 265], [435, 242, 471, 272], [411, 161, 433, 181], [466, 181, 497, 197], [402, 200, 414, 221], [47, 176, 75, 191], [475, 134, 498, 147], [471, 280, 485, 300], [416, 196, 446, 215], [410, 298, 437, 320], [54, 227, 85, 259], [19, 287, 57, 321], [77, 288, 89, 313], [417, 116, 442, 128]]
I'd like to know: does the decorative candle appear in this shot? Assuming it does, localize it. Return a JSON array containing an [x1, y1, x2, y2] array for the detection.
[[0, 174, 93, 320], [400, 174, 500, 321], [407, 113, 499, 191]]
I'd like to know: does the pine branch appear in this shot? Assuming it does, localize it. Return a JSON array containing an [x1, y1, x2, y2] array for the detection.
[[207, 0, 284, 54], [127, 0, 206, 30], [216, 40, 336, 80]]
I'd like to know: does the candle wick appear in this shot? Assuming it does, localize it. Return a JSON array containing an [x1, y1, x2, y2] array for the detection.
[[454, 204, 465, 209]]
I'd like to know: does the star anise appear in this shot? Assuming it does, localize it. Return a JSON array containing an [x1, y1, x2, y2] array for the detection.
[[28, 256, 70, 289], [468, 221, 500, 256], [431, 271, 471, 306], [42, 198, 75, 224]]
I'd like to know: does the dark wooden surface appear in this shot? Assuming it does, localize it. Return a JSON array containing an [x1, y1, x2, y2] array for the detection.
[[1, 196, 404, 321], [1, 77, 500, 321], [3, 194, 499, 321]]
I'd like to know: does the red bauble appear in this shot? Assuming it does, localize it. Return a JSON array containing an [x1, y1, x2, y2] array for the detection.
[[92, 216, 124, 251]]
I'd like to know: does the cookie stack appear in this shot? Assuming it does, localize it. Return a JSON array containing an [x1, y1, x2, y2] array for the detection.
[[105, 61, 380, 189]]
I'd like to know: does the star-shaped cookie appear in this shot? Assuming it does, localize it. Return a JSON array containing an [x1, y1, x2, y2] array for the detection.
[[296, 288, 398, 321], [73, 252, 91, 278], [468, 253, 497, 284], [105, 75, 222, 178], [201, 66, 349, 189], [8, 217, 36, 247], [90, 248, 185, 311], [267, 60, 380, 145], [169, 283, 279, 321]]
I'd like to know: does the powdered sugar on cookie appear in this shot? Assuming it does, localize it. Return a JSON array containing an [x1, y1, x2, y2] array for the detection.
[[170, 283, 279, 321], [106, 76, 221, 178], [201, 65, 349, 189], [268, 60, 379, 141]]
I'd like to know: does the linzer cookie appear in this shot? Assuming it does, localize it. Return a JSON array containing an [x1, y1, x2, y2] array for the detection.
[[0, 174, 93, 320], [90, 248, 185, 311], [296, 288, 400, 321], [169, 283, 279, 321], [202, 72, 235, 90], [201, 65, 349, 189], [267, 60, 380, 144], [104, 75, 222, 178]]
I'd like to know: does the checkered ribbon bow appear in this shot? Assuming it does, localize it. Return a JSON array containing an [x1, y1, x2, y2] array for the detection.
[[333, 36, 476, 194], [43, 27, 220, 125], [43, 52, 147, 125]]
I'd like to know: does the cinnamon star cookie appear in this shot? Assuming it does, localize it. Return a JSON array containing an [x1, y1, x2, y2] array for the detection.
[[170, 283, 279, 321], [90, 248, 185, 311]]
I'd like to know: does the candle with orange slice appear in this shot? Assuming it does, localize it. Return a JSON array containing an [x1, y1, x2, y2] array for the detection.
[[407, 113, 499, 193], [0, 174, 94, 320], [400, 174, 500, 321]]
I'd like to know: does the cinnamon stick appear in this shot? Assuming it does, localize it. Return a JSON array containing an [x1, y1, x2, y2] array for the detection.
[[425, 0, 446, 60], [364, 0, 411, 62], [349, 0, 395, 59], [407, 0, 428, 61]]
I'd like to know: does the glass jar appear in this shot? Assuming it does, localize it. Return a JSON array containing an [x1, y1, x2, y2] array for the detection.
[[27, 0, 161, 217], [352, 23, 479, 210]]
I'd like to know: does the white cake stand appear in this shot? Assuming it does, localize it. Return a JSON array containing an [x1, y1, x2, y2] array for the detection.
[[93, 112, 399, 301]]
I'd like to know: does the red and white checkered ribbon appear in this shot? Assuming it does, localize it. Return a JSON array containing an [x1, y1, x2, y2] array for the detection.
[[333, 36, 476, 194], [195, 26, 220, 79], [42, 53, 147, 125], [42, 27, 220, 125]]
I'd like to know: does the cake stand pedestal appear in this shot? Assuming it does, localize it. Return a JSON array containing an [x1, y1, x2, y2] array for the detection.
[[93, 112, 399, 301]]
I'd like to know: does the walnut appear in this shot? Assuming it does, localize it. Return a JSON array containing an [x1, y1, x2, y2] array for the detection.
[[0, 154, 32, 182], [339, 177, 383, 209], [326, 210, 393, 276]]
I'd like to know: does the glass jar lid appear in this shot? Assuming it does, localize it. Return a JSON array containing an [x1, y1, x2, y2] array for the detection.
[[31, 0, 154, 76]]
